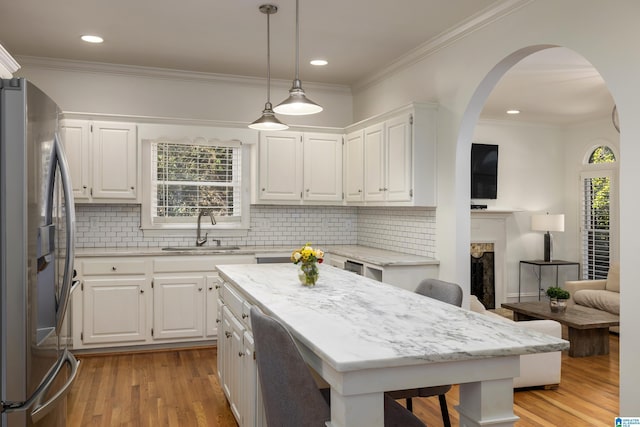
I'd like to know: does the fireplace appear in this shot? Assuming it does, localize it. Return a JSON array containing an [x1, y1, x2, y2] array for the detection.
[[470, 243, 495, 309]]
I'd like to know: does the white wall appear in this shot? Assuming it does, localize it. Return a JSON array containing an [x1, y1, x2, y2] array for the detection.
[[15, 57, 353, 128], [352, 0, 640, 414], [472, 120, 568, 300]]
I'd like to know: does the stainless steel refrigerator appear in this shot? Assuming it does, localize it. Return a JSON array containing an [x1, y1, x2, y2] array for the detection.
[[1, 78, 79, 426]]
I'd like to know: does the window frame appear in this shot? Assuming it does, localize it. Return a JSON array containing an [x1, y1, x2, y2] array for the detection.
[[578, 144, 619, 279], [140, 129, 251, 237]]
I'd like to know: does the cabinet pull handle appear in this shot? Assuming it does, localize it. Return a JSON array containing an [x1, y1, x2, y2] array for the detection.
[[225, 331, 232, 338]]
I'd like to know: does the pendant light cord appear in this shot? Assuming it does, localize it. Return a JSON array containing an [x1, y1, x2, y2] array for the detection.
[[266, 8, 271, 104], [294, 0, 300, 82]]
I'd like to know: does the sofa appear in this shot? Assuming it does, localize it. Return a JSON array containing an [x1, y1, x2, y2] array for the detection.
[[469, 295, 563, 389], [564, 262, 620, 333]]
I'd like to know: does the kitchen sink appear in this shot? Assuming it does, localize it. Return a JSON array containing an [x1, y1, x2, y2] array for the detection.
[[161, 246, 241, 252]]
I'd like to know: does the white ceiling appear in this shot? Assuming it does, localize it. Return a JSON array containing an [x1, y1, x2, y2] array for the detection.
[[0, 0, 614, 125]]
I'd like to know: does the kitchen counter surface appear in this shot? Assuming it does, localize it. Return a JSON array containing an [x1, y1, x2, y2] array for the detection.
[[75, 244, 438, 266], [218, 263, 568, 371]]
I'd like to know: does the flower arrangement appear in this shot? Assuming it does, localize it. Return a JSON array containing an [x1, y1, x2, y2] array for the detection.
[[291, 243, 324, 286]]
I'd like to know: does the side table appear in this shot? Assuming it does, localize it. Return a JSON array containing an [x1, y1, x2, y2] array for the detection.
[[518, 260, 580, 302]]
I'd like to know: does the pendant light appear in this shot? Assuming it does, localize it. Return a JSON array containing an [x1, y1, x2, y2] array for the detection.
[[249, 4, 289, 131], [273, 0, 322, 116]]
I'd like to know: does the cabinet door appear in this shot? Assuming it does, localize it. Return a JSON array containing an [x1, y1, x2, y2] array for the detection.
[[153, 275, 204, 340], [303, 133, 343, 202], [363, 123, 385, 201], [82, 277, 148, 344], [258, 131, 303, 201], [91, 121, 137, 200], [206, 274, 222, 337], [344, 130, 364, 202], [220, 305, 233, 400], [385, 114, 412, 201], [60, 119, 91, 199], [228, 308, 245, 423]]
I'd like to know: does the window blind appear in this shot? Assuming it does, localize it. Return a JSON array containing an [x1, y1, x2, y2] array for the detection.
[[581, 175, 610, 279], [151, 141, 242, 223]]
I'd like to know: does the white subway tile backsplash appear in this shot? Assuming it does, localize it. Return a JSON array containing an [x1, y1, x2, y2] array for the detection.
[[75, 204, 435, 257]]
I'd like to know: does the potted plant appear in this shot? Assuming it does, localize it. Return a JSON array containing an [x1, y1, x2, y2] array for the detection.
[[546, 286, 570, 313]]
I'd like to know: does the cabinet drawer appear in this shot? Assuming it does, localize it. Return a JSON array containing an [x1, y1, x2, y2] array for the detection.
[[222, 283, 245, 321], [153, 255, 255, 273], [81, 259, 147, 275]]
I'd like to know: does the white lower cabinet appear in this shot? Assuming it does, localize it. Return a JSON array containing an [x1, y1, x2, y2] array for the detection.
[[72, 254, 253, 350], [152, 275, 205, 340], [81, 276, 148, 344], [218, 282, 266, 427]]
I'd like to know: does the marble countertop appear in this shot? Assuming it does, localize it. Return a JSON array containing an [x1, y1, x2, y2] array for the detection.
[[217, 263, 569, 372], [75, 244, 438, 266]]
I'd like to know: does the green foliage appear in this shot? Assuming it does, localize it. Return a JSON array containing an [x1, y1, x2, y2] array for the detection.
[[546, 286, 570, 300]]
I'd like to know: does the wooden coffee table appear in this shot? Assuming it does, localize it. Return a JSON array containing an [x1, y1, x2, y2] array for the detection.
[[501, 301, 619, 357]]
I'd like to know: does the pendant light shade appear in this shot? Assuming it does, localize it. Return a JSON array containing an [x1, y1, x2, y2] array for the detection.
[[249, 4, 289, 131], [274, 0, 322, 116]]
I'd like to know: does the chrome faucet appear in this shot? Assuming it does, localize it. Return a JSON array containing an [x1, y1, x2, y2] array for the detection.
[[196, 209, 216, 246]]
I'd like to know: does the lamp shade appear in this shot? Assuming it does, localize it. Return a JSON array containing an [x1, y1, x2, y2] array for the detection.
[[531, 214, 565, 232]]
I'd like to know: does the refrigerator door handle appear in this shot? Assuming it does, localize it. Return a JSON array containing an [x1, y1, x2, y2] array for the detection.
[[53, 132, 76, 333], [1, 349, 80, 419], [30, 349, 80, 423]]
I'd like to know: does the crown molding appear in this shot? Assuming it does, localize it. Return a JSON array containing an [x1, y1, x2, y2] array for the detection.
[[352, 0, 534, 93], [15, 55, 351, 94], [0, 44, 21, 76]]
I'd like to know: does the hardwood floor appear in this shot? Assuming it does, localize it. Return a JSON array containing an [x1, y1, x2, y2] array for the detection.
[[68, 334, 619, 426]]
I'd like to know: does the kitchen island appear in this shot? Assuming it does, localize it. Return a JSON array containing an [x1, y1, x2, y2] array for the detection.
[[216, 263, 568, 427]]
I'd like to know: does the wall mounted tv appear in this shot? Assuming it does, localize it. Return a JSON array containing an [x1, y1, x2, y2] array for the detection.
[[471, 143, 499, 199]]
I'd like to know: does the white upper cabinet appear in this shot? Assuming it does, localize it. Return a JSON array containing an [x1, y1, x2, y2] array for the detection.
[[257, 131, 343, 204], [384, 114, 412, 202], [303, 133, 343, 202], [348, 103, 437, 207], [364, 123, 386, 201], [258, 131, 303, 201], [59, 120, 91, 199], [344, 130, 364, 202], [60, 119, 138, 203]]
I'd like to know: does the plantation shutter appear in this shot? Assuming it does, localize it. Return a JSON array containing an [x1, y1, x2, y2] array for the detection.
[[151, 140, 242, 223], [580, 171, 612, 279]]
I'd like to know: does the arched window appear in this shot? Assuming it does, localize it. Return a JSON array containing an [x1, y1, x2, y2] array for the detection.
[[588, 145, 616, 164], [581, 145, 617, 279]]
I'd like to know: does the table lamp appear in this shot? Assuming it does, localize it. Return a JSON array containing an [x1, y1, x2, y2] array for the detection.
[[531, 213, 564, 262]]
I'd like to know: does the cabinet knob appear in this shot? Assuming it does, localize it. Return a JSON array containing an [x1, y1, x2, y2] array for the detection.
[[215, 284, 221, 289], [130, 186, 135, 190], [261, 188, 265, 191], [358, 189, 362, 193], [306, 188, 310, 192], [82, 185, 87, 189], [198, 287, 203, 292], [140, 289, 144, 294], [208, 287, 213, 291], [379, 188, 384, 191], [238, 352, 244, 357], [112, 266, 117, 271], [242, 313, 248, 319], [216, 318, 221, 323], [225, 331, 232, 339]]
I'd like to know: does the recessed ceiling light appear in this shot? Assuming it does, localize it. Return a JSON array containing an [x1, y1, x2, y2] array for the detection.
[[506, 109, 520, 115], [81, 35, 104, 44], [310, 59, 328, 66]]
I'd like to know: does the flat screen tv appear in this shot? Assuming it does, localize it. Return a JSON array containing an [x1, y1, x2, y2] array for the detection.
[[471, 143, 498, 199]]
